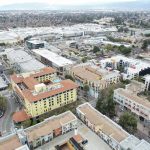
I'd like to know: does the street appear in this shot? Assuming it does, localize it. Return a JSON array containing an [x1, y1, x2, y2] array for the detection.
[[0, 89, 19, 135]]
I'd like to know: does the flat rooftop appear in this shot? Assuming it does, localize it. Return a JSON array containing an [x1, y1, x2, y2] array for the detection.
[[125, 80, 145, 94], [120, 135, 150, 150], [71, 64, 119, 83], [33, 49, 74, 67], [27, 40, 44, 45], [5, 48, 45, 72], [77, 103, 129, 143], [25, 111, 77, 142], [0, 134, 22, 150], [37, 119, 112, 150], [115, 88, 150, 109]]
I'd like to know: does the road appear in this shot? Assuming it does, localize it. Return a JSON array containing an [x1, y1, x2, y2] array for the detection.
[[0, 89, 18, 135]]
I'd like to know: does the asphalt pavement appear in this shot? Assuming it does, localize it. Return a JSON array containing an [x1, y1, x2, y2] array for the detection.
[[0, 89, 18, 135]]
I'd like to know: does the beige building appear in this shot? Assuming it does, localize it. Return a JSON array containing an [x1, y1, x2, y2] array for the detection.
[[69, 63, 120, 98], [76, 103, 150, 150], [114, 81, 150, 123], [0, 111, 77, 150]]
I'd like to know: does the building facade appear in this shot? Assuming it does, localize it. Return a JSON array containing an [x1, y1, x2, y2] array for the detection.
[[0, 111, 77, 150], [69, 63, 120, 98], [76, 103, 150, 150], [113, 88, 150, 123], [11, 67, 78, 122]]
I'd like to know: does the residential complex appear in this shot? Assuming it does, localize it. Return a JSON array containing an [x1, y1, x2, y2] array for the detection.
[[76, 103, 150, 150], [69, 63, 120, 98], [11, 67, 78, 122], [144, 74, 150, 91], [113, 81, 150, 124], [0, 111, 77, 150], [100, 55, 150, 80]]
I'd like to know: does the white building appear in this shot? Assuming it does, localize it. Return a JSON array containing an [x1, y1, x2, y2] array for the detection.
[[5, 48, 45, 73], [32, 49, 75, 74], [76, 103, 150, 150], [144, 75, 150, 91], [100, 55, 150, 80]]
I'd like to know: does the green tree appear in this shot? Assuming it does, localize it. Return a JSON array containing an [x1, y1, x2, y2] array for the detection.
[[96, 88, 116, 118], [96, 92, 107, 115], [83, 84, 90, 98], [0, 95, 7, 113], [93, 46, 100, 53], [118, 45, 131, 55], [65, 74, 75, 81], [141, 40, 149, 51], [21, 119, 31, 128], [81, 57, 87, 63], [119, 112, 137, 134]]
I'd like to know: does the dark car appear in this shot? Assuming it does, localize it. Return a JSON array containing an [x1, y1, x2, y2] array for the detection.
[[82, 139, 88, 145]]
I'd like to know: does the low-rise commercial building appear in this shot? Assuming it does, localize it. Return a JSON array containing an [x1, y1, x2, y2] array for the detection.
[[76, 103, 150, 150], [32, 49, 75, 74], [26, 40, 45, 50], [11, 67, 78, 122], [114, 81, 150, 124], [5, 48, 45, 73], [69, 63, 120, 98], [0, 111, 77, 150]]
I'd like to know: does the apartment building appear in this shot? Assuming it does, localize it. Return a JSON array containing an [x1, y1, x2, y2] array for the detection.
[[69, 63, 120, 98], [100, 55, 150, 80], [0, 111, 77, 150], [76, 103, 150, 150], [11, 67, 78, 122], [113, 81, 150, 123], [144, 74, 150, 91]]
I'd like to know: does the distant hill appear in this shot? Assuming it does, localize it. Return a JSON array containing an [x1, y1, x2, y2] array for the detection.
[[0, 3, 49, 10], [0, 0, 150, 10]]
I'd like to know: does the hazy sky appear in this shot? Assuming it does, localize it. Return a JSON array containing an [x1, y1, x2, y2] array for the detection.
[[0, 0, 137, 6]]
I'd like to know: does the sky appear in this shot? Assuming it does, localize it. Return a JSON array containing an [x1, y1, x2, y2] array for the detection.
[[0, 0, 137, 6]]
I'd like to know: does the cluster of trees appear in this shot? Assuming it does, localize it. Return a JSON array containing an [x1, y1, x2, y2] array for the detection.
[[96, 84, 138, 134], [118, 45, 132, 55], [107, 36, 131, 43], [96, 87, 116, 118], [81, 57, 88, 63], [105, 44, 131, 56], [141, 39, 150, 51], [93, 46, 100, 53], [119, 112, 137, 134]]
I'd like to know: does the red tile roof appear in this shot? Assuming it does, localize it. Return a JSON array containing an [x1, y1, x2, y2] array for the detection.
[[12, 110, 31, 123], [22, 79, 78, 102]]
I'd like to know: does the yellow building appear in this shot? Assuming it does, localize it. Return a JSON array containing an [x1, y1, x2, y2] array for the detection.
[[11, 67, 78, 123]]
